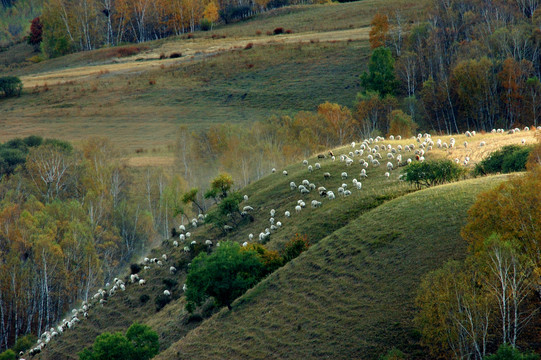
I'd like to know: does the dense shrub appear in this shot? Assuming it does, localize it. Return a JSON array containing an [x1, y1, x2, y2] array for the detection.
[[13, 334, 37, 354], [484, 343, 539, 360], [403, 160, 464, 188], [162, 278, 177, 289], [281, 234, 310, 263], [388, 110, 417, 137], [474, 145, 533, 176], [242, 243, 283, 273], [79, 323, 158, 360], [273, 27, 284, 35], [185, 241, 265, 312], [200, 18, 211, 31], [155, 294, 171, 311], [169, 52, 181, 59], [0, 76, 22, 98], [130, 263, 141, 274], [139, 294, 150, 304], [0, 350, 15, 360]]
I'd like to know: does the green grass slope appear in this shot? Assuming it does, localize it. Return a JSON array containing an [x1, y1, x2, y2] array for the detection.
[[155, 174, 511, 360]]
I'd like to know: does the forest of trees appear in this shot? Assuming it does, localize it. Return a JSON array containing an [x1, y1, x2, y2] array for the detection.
[[363, 0, 541, 134], [415, 146, 541, 358], [38, 0, 311, 56], [174, 101, 359, 189], [0, 136, 199, 351]]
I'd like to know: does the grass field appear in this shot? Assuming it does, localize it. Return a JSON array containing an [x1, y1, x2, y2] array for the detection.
[[0, 0, 428, 154], [152, 174, 512, 360]]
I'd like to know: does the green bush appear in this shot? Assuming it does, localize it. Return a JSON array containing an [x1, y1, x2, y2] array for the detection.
[[483, 343, 539, 360], [0, 349, 16, 360], [474, 145, 533, 176], [139, 294, 150, 304], [162, 278, 177, 289], [380, 348, 405, 360], [13, 334, 37, 354], [403, 159, 464, 188], [0, 76, 22, 98], [155, 294, 171, 311], [185, 241, 265, 312], [200, 19, 211, 31], [126, 323, 159, 360], [79, 322, 159, 360]]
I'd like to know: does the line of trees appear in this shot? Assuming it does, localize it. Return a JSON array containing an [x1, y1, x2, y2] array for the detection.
[[0, 136, 201, 351], [359, 0, 541, 135], [38, 0, 308, 57], [415, 145, 541, 359], [174, 101, 367, 193]]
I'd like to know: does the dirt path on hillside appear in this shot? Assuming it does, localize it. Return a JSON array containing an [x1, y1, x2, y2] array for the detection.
[[20, 27, 369, 88]]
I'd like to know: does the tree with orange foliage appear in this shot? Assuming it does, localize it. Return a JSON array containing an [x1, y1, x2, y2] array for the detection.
[[317, 102, 356, 145], [461, 167, 541, 265], [369, 12, 389, 49]]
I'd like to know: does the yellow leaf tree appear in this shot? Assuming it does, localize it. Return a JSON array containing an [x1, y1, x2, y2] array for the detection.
[[203, 2, 219, 29]]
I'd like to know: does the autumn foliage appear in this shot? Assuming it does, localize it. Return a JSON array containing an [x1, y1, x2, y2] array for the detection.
[[417, 161, 541, 358], [27, 17, 43, 48], [369, 13, 389, 49]]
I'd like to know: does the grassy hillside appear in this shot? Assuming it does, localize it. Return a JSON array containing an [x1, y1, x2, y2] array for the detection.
[[0, 0, 428, 155], [30, 131, 524, 359], [154, 174, 512, 360]]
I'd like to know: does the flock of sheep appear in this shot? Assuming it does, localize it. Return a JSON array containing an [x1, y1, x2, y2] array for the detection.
[[23, 126, 537, 359]]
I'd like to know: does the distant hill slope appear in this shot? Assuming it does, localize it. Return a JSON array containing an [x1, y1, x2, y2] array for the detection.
[[153, 174, 512, 359], [0, 0, 428, 154]]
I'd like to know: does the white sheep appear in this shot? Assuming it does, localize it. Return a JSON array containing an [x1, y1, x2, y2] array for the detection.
[[205, 239, 213, 246], [249, 233, 254, 240], [270, 209, 276, 217], [164, 290, 171, 296], [315, 163, 321, 169], [385, 172, 390, 178], [311, 200, 322, 208], [183, 246, 190, 252], [479, 141, 486, 147], [285, 211, 291, 217], [290, 181, 297, 190], [295, 205, 302, 213], [341, 172, 348, 179], [179, 224, 185, 232], [276, 221, 282, 227], [170, 266, 177, 274], [139, 279, 146, 286], [183, 284, 188, 291], [327, 191, 336, 200], [157, 260, 163, 266], [272, 168, 276, 173], [162, 254, 167, 261], [243, 205, 254, 212], [242, 241, 248, 247], [303, 159, 308, 165], [173, 240, 179, 247], [308, 165, 313, 172], [283, 170, 288, 176], [186, 232, 191, 238], [387, 162, 394, 171], [243, 194, 249, 201]]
